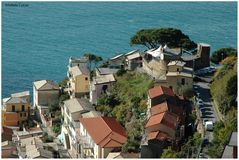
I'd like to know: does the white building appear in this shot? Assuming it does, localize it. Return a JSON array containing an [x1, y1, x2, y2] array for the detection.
[[61, 98, 97, 158], [124, 50, 142, 70], [33, 80, 59, 124]]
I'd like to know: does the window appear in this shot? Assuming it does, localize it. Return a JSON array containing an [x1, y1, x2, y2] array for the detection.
[[177, 68, 179, 72], [24, 113, 26, 117], [22, 105, 25, 111], [12, 105, 15, 112], [85, 77, 88, 81], [102, 85, 108, 93], [20, 113, 22, 117], [181, 78, 185, 85]]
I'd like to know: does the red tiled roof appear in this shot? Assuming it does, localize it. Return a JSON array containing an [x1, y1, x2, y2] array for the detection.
[[150, 100, 183, 117], [79, 116, 127, 148], [148, 85, 174, 99], [150, 102, 168, 115], [145, 112, 178, 130], [148, 131, 172, 141], [145, 112, 165, 128]]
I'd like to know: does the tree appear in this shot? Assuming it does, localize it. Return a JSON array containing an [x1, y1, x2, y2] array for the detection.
[[161, 147, 177, 158], [210, 47, 237, 64], [83, 53, 103, 71], [49, 102, 60, 113], [130, 28, 197, 50], [42, 134, 54, 143], [58, 77, 68, 88], [52, 123, 61, 135], [122, 119, 143, 153], [59, 93, 69, 104]]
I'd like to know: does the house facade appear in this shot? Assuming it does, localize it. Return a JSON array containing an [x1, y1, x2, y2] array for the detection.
[[67, 63, 90, 99], [61, 98, 95, 157], [33, 80, 59, 125], [90, 74, 116, 104], [182, 43, 211, 70], [166, 61, 193, 95], [2, 96, 30, 127], [33, 80, 59, 109], [124, 50, 143, 70]]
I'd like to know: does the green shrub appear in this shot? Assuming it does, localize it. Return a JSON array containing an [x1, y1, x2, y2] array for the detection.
[[42, 135, 54, 143]]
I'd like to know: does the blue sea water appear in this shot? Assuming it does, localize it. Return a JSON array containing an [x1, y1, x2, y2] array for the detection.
[[2, 2, 237, 99]]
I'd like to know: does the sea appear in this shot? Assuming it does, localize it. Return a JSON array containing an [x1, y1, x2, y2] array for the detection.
[[2, 2, 237, 99]]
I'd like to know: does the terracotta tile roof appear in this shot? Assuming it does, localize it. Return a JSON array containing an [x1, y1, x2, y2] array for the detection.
[[150, 100, 183, 117], [145, 112, 165, 128], [148, 85, 174, 99], [145, 112, 178, 130], [79, 116, 127, 148], [150, 102, 168, 115], [148, 131, 171, 141]]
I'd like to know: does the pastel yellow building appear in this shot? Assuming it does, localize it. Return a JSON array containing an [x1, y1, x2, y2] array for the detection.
[[67, 64, 90, 99]]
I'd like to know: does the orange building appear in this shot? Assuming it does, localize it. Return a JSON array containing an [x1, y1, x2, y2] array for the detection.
[[2, 96, 30, 127]]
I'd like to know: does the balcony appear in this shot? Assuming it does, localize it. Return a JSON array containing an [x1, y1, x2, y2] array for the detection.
[[78, 135, 94, 149]]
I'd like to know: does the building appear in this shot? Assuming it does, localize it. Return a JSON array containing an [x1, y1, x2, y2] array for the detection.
[[2, 141, 18, 158], [144, 85, 185, 156], [67, 64, 90, 99], [145, 111, 179, 141], [166, 60, 193, 95], [124, 50, 143, 70], [61, 98, 95, 157], [141, 43, 210, 80], [17, 137, 60, 158], [2, 96, 30, 127], [108, 54, 125, 69], [68, 57, 89, 68], [11, 91, 30, 103], [181, 43, 210, 70], [12, 127, 43, 143], [79, 116, 127, 158], [106, 152, 140, 158], [33, 80, 59, 124], [148, 85, 175, 108], [2, 127, 14, 142], [222, 132, 237, 158], [142, 45, 182, 79], [95, 67, 119, 76], [90, 74, 116, 104]]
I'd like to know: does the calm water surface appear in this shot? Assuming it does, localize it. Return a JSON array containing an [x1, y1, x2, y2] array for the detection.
[[2, 2, 237, 98]]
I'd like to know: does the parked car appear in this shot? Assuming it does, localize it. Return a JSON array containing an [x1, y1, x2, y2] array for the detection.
[[205, 121, 213, 131], [199, 153, 205, 158], [197, 100, 204, 106]]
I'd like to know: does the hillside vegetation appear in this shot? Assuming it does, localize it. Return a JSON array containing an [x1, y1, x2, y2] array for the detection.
[[96, 71, 153, 152], [208, 53, 237, 157]]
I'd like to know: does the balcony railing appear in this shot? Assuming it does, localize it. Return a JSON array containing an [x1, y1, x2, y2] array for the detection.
[[78, 135, 94, 149]]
